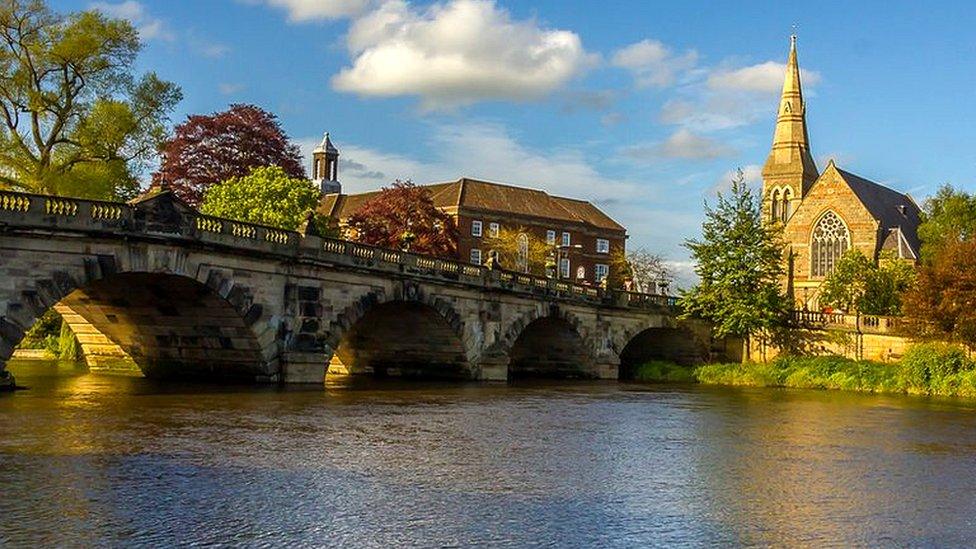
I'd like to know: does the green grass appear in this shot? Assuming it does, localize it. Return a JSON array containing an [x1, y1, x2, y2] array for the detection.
[[634, 343, 976, 398]]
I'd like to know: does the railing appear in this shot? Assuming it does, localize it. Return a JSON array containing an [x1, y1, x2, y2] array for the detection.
[[792, 310, 900, 334], [0, 189, 676, 311]]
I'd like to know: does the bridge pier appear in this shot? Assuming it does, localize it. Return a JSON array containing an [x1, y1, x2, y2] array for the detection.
[[280, 352, 330, 384], [475, 354, 510, 381]]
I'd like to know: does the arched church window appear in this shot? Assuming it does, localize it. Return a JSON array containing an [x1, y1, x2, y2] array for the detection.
[[781, 188, 793, 222], [810, 211, 850, 278], [770, 189, 781, 223]]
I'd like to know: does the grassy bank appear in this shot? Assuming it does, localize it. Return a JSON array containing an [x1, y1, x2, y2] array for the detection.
[[632, 343, 976, 398]]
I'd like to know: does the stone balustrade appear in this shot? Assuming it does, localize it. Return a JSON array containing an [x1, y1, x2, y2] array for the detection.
[[792, 310, 900, 334]]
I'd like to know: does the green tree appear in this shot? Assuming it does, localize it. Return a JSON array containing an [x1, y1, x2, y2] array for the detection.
[[201, 166, 322, 231], [680, 169, 788, 356], [483, 226, 550, 275], [917, 184, 976, 263], [818, 250, 915, 315], [0, 0, 181, 199]]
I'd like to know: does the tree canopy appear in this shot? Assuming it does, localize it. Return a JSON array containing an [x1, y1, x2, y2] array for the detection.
[[609, 248, 673, 292], [917, 184, 976, 263], [200, 165, 323, 231], [153, 104, 304, 206], [680, 170, 789, 347], [0, 0, 181, 199], [345, 180, 457, 257], [483, 226, 550, 275], [817, 249, 915, 315], [902, 239, 976, 347]]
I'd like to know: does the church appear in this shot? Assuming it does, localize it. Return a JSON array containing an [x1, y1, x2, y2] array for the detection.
[[761, 36, 922, 309]]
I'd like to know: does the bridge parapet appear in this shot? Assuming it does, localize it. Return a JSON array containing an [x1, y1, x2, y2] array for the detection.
[[0, 189, 675, 311]]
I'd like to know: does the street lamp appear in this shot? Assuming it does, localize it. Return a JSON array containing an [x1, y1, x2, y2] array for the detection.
[[551, 243, 582, 280]]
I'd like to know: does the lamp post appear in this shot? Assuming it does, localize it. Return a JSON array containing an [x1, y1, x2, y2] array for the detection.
[[552, 243, 582, 280], [401, 219, 416, 252]]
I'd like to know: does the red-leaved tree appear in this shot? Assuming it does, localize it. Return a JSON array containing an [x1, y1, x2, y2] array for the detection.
[[346, 180, 458, 257], [902, 239, 976, 346], [152, 104, 305, 205]]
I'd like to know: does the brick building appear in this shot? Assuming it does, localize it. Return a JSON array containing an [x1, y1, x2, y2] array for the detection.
[[761, 36, 921, 308], [320, 177, 627, 284]]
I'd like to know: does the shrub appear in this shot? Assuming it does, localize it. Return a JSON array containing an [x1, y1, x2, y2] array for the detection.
[[898, 343, 974, 394], [631, 361, 696, 383]]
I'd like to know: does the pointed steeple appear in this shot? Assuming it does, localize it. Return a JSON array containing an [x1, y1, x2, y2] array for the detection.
[[312, 131, 341, 195], [762, 35, 818, 210]]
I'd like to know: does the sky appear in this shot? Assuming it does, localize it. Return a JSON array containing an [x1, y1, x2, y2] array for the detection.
[[54, 0, 976, 284]]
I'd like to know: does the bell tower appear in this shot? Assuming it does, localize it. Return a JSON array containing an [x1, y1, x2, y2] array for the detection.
[[312, 132, 341, 195], [761, 35, 818, 223]]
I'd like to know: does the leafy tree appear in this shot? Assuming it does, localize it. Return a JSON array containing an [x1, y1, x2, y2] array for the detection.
[[902, 239, 976, 347], [917, 184, 976, 263], [679, 169, 788, 356], [609, 247, 673, 292], [0, 0, 181, 199], [818, 250, 915, 315], [483, 226, 550, 275], [154, 104, 304, 206], [345, 180, 457, 257], [201, 166, 326, 231]]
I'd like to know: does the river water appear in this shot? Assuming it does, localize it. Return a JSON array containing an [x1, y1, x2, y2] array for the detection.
[[3, 360, 976, 547]]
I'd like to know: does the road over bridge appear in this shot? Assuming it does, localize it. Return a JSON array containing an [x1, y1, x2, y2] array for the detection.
[[0, 190, 713, 387]]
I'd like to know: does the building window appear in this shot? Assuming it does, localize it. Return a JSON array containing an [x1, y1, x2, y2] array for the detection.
[[472, 220, 482, 237], [470, 248, 482, 265], [546, 230, 556, 245], [781, 188, 793, 222], [516, 233, 529, 273], [770, 189, 781, 223], [559, 258, 570, 278], [488, 222, 499, 238], [595, 264, 609, 282], [596, 238, 610, 254], [810, 211, 849, 278], [562, 232, 571, 246]]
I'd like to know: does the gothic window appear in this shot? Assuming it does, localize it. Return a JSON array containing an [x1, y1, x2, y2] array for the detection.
[[781, 188, 793, 222], [770, 189, 781, 223], [810, 211, 850, 278]]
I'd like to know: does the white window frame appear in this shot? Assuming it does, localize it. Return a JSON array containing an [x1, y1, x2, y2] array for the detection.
[[471, 220, 482, 237], [562, 232, 571, 247], [595, 263, 609, 282], [559, 257, 570, 278], [546, 230, 556, 245], [470, 248, 482, 265], [596, 238, 610, 254], [488, 222, 499, 238]]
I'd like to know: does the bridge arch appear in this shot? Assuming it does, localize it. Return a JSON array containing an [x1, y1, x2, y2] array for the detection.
[[616, 322, 710, 380], [0, 251, 276, 381], [324, 284, 472, 379], [496, 307, 597, 379]]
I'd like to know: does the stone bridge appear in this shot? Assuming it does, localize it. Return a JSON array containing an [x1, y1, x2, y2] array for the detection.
[[0, 190, 713, 387]]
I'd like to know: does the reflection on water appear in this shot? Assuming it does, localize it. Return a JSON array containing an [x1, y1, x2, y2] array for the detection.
[[4, 359, 976, 546]]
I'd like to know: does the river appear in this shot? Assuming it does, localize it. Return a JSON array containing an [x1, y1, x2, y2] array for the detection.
[[2, 359, 976, 547]]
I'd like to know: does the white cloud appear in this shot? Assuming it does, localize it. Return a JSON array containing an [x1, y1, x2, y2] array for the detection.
[[707, 61, 821, 93], [622, 129, 734, 161], [299, 122, 641, 202], [331, 0, 595, 110], [90, 1, 174, 42], [711, 164, 763, 195], [261, 0, 376, 21], [611, 39, 698, 88], [219, 83, 246, 95]]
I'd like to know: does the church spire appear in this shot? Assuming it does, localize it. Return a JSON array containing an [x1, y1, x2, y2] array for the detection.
[[762, 35, 818, 209]]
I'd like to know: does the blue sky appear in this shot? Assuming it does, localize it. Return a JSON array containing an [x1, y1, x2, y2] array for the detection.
[[55, 0, 976, 282]]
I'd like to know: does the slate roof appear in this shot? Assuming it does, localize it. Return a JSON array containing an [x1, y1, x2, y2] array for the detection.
[[835, 167, 922, 258], [321, 177, 626, 233]]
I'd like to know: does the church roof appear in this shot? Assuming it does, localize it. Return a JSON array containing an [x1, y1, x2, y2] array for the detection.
[[320, 177, 626, 233], [834, 166, 922, 257]]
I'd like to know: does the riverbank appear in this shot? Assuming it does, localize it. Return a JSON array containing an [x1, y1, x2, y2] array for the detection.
[[633, 343, 976, 398]]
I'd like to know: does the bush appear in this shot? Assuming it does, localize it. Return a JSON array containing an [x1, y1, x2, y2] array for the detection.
[[898, 343, 974, 394], [631, 361, 696, 383]]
